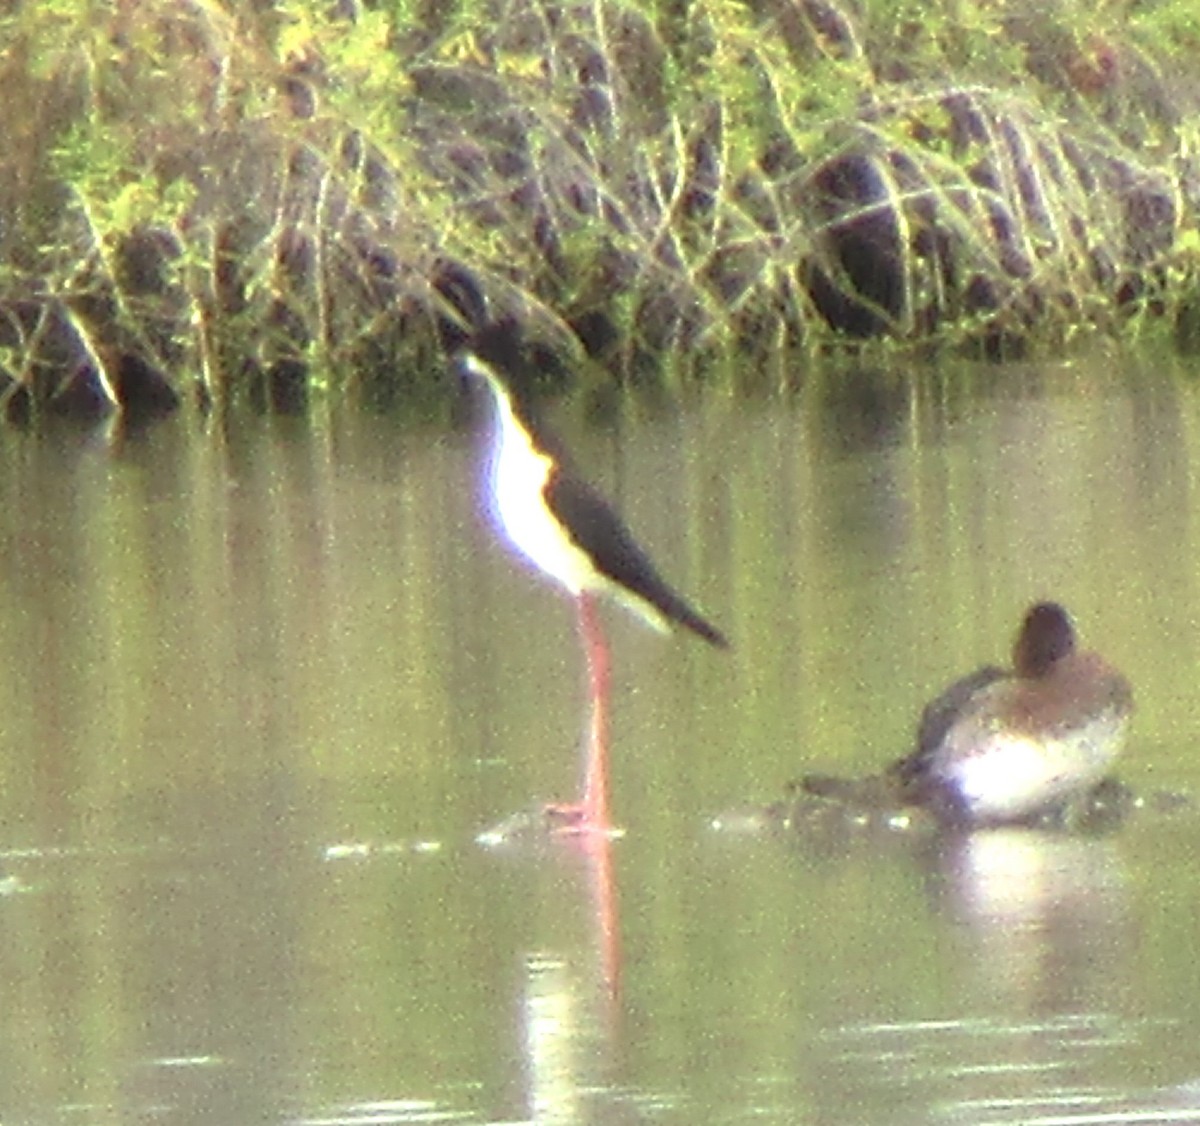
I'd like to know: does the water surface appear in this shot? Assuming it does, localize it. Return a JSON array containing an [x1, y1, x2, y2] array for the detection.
[[1, 350, 1200, 1124]]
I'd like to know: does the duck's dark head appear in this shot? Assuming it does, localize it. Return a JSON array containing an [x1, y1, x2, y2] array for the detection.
[[1012, 601, 1076, 678]]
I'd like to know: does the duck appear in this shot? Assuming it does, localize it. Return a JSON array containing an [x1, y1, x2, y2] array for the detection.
[[889, 601, 1134, 825]]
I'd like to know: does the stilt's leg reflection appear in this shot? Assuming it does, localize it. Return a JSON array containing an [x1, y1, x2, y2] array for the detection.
[[585, 828, 620, 1004], [521, 831, 622, 1123]]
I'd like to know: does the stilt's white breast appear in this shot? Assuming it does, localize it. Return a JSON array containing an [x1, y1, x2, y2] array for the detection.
[[479, 371, 595, 595]]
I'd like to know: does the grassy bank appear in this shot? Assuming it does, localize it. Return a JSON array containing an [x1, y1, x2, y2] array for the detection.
[[1, 0, 1198, 422]]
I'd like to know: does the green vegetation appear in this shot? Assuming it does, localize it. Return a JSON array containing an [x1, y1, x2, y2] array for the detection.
[[0, 0, 1197, 421]]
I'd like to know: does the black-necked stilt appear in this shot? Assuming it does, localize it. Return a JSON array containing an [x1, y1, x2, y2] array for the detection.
[[459, 319, 728, 833]]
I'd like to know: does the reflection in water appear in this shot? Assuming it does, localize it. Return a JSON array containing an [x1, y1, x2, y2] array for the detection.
[[475, 810, 626, 1122], [920, 829, 1133, 1124], [811, 827, 1171, 1126], [931, 829, 1129, 1014], [524, 954, 586, 1125], [513, 832, 623, 1124]]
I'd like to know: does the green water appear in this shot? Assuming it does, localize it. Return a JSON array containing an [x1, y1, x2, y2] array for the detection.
[[1, 350, 1200, 1124]]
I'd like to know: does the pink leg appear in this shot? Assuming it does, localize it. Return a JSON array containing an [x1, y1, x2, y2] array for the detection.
[[547, 592, 613, 833], [578, 592, 612, 830]]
